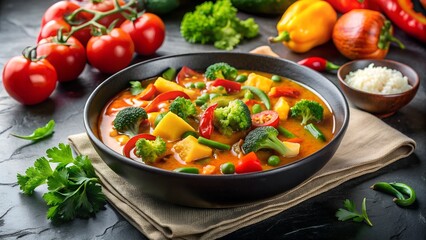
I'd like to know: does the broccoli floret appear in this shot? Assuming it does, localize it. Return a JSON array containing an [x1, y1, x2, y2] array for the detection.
[[113, 107, 147, 137], [169, 97, 197, 121], [205, 62, 238, 81], [180, 0, 259, 50], [290, 99, 324, 125], [135, 136, 166, 163], [242, 126, 288, 155], [213, 99, 251, 136]]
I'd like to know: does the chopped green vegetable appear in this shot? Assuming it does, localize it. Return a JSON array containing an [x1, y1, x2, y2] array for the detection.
[[180, 0, 259, 50], [169, 96, 197, 121], [205, 62, 238, 81], [304, 123, 326, 141], [113, 107, 148, 137], [162, 67, 177, 81], [241, 126, 291, 156], [174, 167, 200, 174], [277, 126, 296, 138], [17, 143, 106, 222], [335, 198, 373, 227], [135, 136, 167, 163], [129, 81, 144, 95], [213, 99, 251, 136], [11, 120, 55, 141], [198, 137, 231, 150], [290, 99, 324, 125], [241, 85, 271, 110]]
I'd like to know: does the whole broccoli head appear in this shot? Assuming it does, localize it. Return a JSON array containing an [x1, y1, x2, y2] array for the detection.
[[290, 99, 324, 125], [205, 62, 238, 81], [113, 107, 148, 137], [169, 97, 197, 121], [213, 99, 251, 136], [135, 136, 166, 163], [242, 126, 288, 155]]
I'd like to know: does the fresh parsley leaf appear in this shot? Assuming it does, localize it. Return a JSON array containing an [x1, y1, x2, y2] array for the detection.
[[336, 198, 373, 226], [17, 143, 106, 222], [130, 81, 144, 95], [11, 120, 55, 141]]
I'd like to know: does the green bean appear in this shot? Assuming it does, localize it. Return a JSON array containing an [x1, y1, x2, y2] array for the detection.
[[235, 74, 248, 83], [267, 155, 280, 166], [162, 67, 177, 81], [198, 137, 231, 150], [271, 75, 281, 82], [220, 162, 235, 174], [252, 104, 262, 114], [181, 131, 199, 139], [304, 123, 326, 141], [241, 86, 271, 110], [173, 167, 199, 174], [277, 126, 296, 138]]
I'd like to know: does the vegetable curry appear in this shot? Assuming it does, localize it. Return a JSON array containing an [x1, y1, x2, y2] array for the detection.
[[98, 62, 335, 175]]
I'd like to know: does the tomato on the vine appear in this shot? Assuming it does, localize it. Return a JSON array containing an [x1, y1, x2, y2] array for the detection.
[[37, 19, 71, 43], [37, 36, 86, 82], [86, 28, 134, 74], [2, 48, 57, 105], [120, 13, 165, 56], [41, 0, 87, 27], [83, 0, 126, 28]]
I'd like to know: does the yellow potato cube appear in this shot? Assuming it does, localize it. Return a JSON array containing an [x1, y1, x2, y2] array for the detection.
[[153, 77, 197, 99], [152, 112, 195, 141], [273, 97, 290, 120], [244, 73, 273, 93], [283, 141, 300, 158], [173, 136, 213, 163]]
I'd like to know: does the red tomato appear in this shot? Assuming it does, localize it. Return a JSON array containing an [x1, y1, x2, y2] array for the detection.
[[41, 1, 87, 26], [37, 36, 86, 82], [83, 0, 126, 28], [235, 152, 263, 174], [176, 66, 203, 84], [120, 13, 165, 56], [2, 55, 57, 105], [251, 110, 280, 128], [37, 18, 71, 43], [86, 28, 134, 74]]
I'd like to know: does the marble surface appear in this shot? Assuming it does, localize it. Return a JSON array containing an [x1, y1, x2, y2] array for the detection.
[[0, 0, 425, 239]]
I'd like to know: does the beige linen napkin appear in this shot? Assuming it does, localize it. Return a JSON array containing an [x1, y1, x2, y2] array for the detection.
[[68, 107, 415, 240]]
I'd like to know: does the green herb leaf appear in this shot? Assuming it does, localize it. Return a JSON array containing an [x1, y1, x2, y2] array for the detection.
[[17, 143, 106, 222], [336, 198, 373, 226], [11, 120, 55, 141], [130, 81, 144, 95]]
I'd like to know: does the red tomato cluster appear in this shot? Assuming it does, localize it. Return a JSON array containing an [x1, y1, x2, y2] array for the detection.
[[2, 0, 165, 105]]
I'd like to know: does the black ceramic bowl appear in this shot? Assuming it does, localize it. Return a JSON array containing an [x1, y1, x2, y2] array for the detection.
[[84, 52, 350, 208]]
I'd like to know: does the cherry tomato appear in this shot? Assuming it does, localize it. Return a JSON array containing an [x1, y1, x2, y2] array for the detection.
[[2, 49, 57, 105], [37, 18, 71, 43], [120, 13, 165, 56], [176, 66, 203, 84], [251, 110, 280, 128], [41, 1, 87, 26], [37, 36, 86, 82], [235, 152, 263, 174], [83, 0, 126, 28], [86, 28, 134, 74]]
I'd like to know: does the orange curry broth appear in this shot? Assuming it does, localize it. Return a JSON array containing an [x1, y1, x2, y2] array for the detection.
[[98, 70, 335, 174]]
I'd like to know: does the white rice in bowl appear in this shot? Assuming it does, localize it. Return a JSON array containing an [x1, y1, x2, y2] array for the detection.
[[344, 63, 412, 94]]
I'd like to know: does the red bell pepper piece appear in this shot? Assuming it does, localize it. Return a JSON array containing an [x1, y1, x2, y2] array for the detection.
[[268, 86, 300, 98], [297, 57, 340, 72], [144, 91, 190, 112], [210, 79, 241, 93], [176, 66, 203, 84], [376, 0, 426, 43], [199, 103, 218, 139], [123, 133, 156, 158], [235, 152, 263, 174], [137, 83, 157, 100], [325, 0, 379, 13]]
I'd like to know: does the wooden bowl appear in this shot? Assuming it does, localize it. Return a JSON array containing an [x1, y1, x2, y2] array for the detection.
[[337, 59, 419, 118]]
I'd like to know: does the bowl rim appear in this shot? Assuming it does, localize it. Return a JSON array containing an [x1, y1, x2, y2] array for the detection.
[[337, 59, 420, 97], [84, 51, 350, 180]]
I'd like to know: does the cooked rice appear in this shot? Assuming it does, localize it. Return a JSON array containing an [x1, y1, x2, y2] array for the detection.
[[345, 63, 411, 94]]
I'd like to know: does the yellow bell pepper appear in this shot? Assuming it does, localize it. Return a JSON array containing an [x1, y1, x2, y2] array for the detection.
[[269, 0, 337, 53]]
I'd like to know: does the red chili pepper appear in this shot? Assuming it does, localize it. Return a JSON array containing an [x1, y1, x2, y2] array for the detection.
[[176, 66, 203, 84], [137, 83, 157, 100], [325, 0, 379, 13], [210, 79, 241, 93], [251, 110, 280, 128], [123, 133, 156, 158], [268, 86, 300, 98], [199, 103, 218, 139], [235, 152, 263, 174], [297, 57, 340, 72], [376, 0, 426, 43], [144, 91, 190, 112]]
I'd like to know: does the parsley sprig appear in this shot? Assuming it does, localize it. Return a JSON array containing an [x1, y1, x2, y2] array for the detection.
[[17, 143, 106, 222], [335, 198, 373, 227], [11, 120, 55, 141]]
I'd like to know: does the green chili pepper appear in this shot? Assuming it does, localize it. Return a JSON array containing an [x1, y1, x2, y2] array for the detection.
[[198, 137, 231, 150], [371, 182, 416, 207], [241, 86, 271, 110]]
